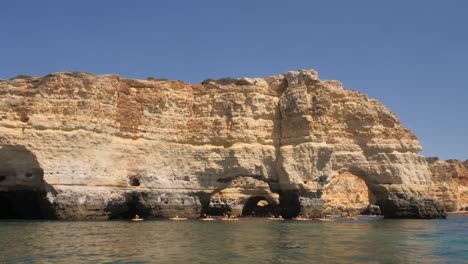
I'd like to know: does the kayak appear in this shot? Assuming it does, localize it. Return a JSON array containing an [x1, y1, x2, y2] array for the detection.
[[131, 218, 144, 222], [267, 217, 284, 221], [218, 218, 239, 221], [315, 218, 334, 222], [169, 217, 187, 221], [292, 217, 312, 221], [199, 218, 216, 221]]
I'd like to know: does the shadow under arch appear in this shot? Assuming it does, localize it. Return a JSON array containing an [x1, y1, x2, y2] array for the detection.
[[242, 196, 280, 217], [0, 145, 56, 219], [344, 167, 436, 218], [199, 176, 281, 217]]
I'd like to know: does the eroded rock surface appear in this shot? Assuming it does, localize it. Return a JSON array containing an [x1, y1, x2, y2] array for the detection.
[[0, 70, 446, 219], [428, 158, 468, 212]]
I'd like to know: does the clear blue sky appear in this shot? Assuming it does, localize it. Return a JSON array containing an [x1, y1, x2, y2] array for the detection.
[[1, 1, 467, 159]]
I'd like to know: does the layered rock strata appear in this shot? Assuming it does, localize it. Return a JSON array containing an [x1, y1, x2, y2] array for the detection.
[[428, 158, 468, 212], [0, 70, 446, 219]]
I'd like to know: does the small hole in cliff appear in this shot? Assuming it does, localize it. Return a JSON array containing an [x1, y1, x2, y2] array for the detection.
[[20, 115, 29, 123], [129, 177, 140, 187], [0, 176, 6, 182], [25, 173, 33, 178]]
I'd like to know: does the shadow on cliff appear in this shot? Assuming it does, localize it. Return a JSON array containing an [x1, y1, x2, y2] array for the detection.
[[242, 196, 281, 217], [0, 145, 56, 219], [105, 191, 153, 219]]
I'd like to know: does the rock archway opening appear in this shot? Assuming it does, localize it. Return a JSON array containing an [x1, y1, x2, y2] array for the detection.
[[341, 170, 382, 215], [242, 196, 279, 217], [0, 190, 55, 219]]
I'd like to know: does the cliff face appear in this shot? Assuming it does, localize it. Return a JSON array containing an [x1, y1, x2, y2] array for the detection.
[[428, 158, 468, 212], [0, 70, 446, 219]]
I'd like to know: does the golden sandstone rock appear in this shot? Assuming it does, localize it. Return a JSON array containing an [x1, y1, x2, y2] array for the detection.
[[429, 158, 468, 212], [0, 70, 447, 219]]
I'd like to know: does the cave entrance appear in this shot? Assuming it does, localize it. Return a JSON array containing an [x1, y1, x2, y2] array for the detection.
[[110, 194, 151, 220], [0, 190, 55, 219], [206, 202, 230, 217], [242, 196, 279, 217], [279, 191, 301, 219]]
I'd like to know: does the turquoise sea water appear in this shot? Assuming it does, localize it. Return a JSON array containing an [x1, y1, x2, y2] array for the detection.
[[0, 215, 467, 263]]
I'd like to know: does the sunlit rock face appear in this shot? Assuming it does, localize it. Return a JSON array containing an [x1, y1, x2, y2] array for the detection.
[[428, 158, 468, 212], [0, 70, 446, 219]]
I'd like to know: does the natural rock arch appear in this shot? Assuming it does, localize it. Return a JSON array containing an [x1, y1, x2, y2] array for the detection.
[[346, 167, 445, 218], [0, 69, 448, 220], [242, 196, 280, 217], [321, 171, 378, 215], [201, 176, 280, 217]]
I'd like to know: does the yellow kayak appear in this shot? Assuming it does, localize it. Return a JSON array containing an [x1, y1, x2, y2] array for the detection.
[[315, 218, 334, 222], [131, 218, 144, 222], [267, 217, 284, 221]]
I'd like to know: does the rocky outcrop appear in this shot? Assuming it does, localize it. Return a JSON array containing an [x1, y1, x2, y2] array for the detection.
[[0, 70, 446, 219], [428, 158, 468, 212]]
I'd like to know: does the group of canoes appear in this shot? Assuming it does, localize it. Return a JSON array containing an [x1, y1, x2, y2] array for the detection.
[[198, 216, 239, 221], [132, 214, 370, 222], [196, 216, 339, 221], [132, 215, 241, 221], [131, 215, 343, 222]]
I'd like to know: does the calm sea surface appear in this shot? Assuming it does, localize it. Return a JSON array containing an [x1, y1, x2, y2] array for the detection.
[[0, 215, 467, 263]]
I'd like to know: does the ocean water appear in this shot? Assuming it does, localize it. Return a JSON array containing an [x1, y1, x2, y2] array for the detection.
[[0, 215, 467, 263]]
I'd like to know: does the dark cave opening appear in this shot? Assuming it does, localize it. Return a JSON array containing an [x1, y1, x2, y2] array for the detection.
[[129, 177, 140, 187], [242, 196, 280, 217], [206, 202, 231, 217], [279, 192, 301, 219], [109, 194, 151, 219], [0, 190, 55, 220]]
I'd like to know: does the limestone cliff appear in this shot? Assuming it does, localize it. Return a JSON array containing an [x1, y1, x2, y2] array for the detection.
[[428, 158, 468, 212], [0, 70, 446, 219]]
